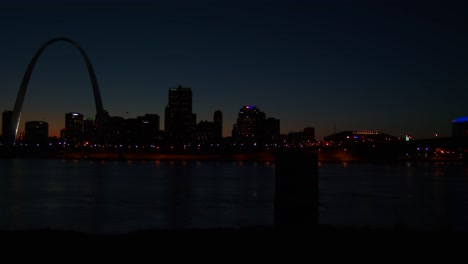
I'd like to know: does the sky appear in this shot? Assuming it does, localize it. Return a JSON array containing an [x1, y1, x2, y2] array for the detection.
[[0, 0, 467, 140]]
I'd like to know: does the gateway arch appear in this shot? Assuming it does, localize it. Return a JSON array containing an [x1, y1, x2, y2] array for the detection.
[[7, 37, 106, 145]]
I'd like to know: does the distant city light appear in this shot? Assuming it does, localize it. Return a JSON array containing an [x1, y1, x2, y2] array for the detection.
[[452, 117, 468, 123]]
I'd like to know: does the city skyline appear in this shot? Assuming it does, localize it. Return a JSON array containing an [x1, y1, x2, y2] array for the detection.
[[1, 0, 467, 140]]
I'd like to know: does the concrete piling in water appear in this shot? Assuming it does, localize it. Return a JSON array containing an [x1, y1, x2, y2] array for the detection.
[[274, 151, 319, 229]]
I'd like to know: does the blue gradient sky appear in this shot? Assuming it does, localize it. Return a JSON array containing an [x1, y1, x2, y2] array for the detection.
[[1, 0, 467, 140]]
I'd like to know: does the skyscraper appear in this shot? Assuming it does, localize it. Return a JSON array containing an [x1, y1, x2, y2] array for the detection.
[[234, 106, 266, 138], [164, 85, 194, 144], [64, 112, 84, 144]]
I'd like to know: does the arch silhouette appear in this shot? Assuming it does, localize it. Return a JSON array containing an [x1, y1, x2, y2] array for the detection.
[[8, 37, 106, 145]]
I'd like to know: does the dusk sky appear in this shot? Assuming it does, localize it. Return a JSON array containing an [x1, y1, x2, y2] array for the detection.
[[1, 0, 467, 140]]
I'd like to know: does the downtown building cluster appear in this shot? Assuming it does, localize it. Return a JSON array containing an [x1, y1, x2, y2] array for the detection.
[[3, 85, 468, 161], [0, 85, 317, 152]]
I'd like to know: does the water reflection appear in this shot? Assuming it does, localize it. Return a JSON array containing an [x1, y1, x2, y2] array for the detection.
[[0, 159, 467, 233]]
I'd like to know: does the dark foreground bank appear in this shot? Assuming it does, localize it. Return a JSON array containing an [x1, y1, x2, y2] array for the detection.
[[2, 226, 467, 260], [2, 225, 467, 246]]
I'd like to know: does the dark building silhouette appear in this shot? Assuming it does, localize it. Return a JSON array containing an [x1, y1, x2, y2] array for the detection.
[[104, 114, 160, 146], [25, 121, 48, 145], [232, 106, 280, 144], [197, 121, 218, 143], [107, 116, 124, 145], [138, 114, 160, 145], [97, 110, 111, 144], [2, 110, 13, 140], [286, 127, 316, 146], [304, 127, 316, 142], [64, 112, 84, 144], [234, 106, 266, 138], [60, 128, 66, 142], [324, 130, 397, 145], [214, 110, 222, 140], [192, 113, 197, 130], [164, 85, 194, 144], [452, 117, 468, 146], [261, 117, 280, 142], [323, 130, 402, 161], [231, 124, 239, 139], [197, 110, 223, 144], [83, 118, 95, 142], [124, 118, 139, 145]]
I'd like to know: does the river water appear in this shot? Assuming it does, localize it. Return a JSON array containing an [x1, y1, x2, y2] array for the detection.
[[0, 159, 467, 233]]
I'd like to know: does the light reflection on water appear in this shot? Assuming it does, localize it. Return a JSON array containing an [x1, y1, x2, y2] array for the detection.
[[0, 159, 467, 233]]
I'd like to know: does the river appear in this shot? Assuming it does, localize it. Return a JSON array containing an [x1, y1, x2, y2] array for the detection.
[[0, 159, 467, 233]]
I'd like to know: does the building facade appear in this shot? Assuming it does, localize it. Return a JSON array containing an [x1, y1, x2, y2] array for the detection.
[[452, 117, 468, 146], [64, 112, 84, 144], [83, 118, 95, 143], [232, 106, 280, 144], [234, 106, 266, 138], [138, 114, 160, 145], [25, 121, 48, 144], [324, 130, 397, 145], [164, 85, 194, 144]]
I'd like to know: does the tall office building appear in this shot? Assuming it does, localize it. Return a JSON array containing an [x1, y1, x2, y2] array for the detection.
[[234, 106, 266, 138], [214, 110, 222, 140], [164, 85, 194, 143], [64, 112, 84, 143], [25, 121, 48, 144]]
